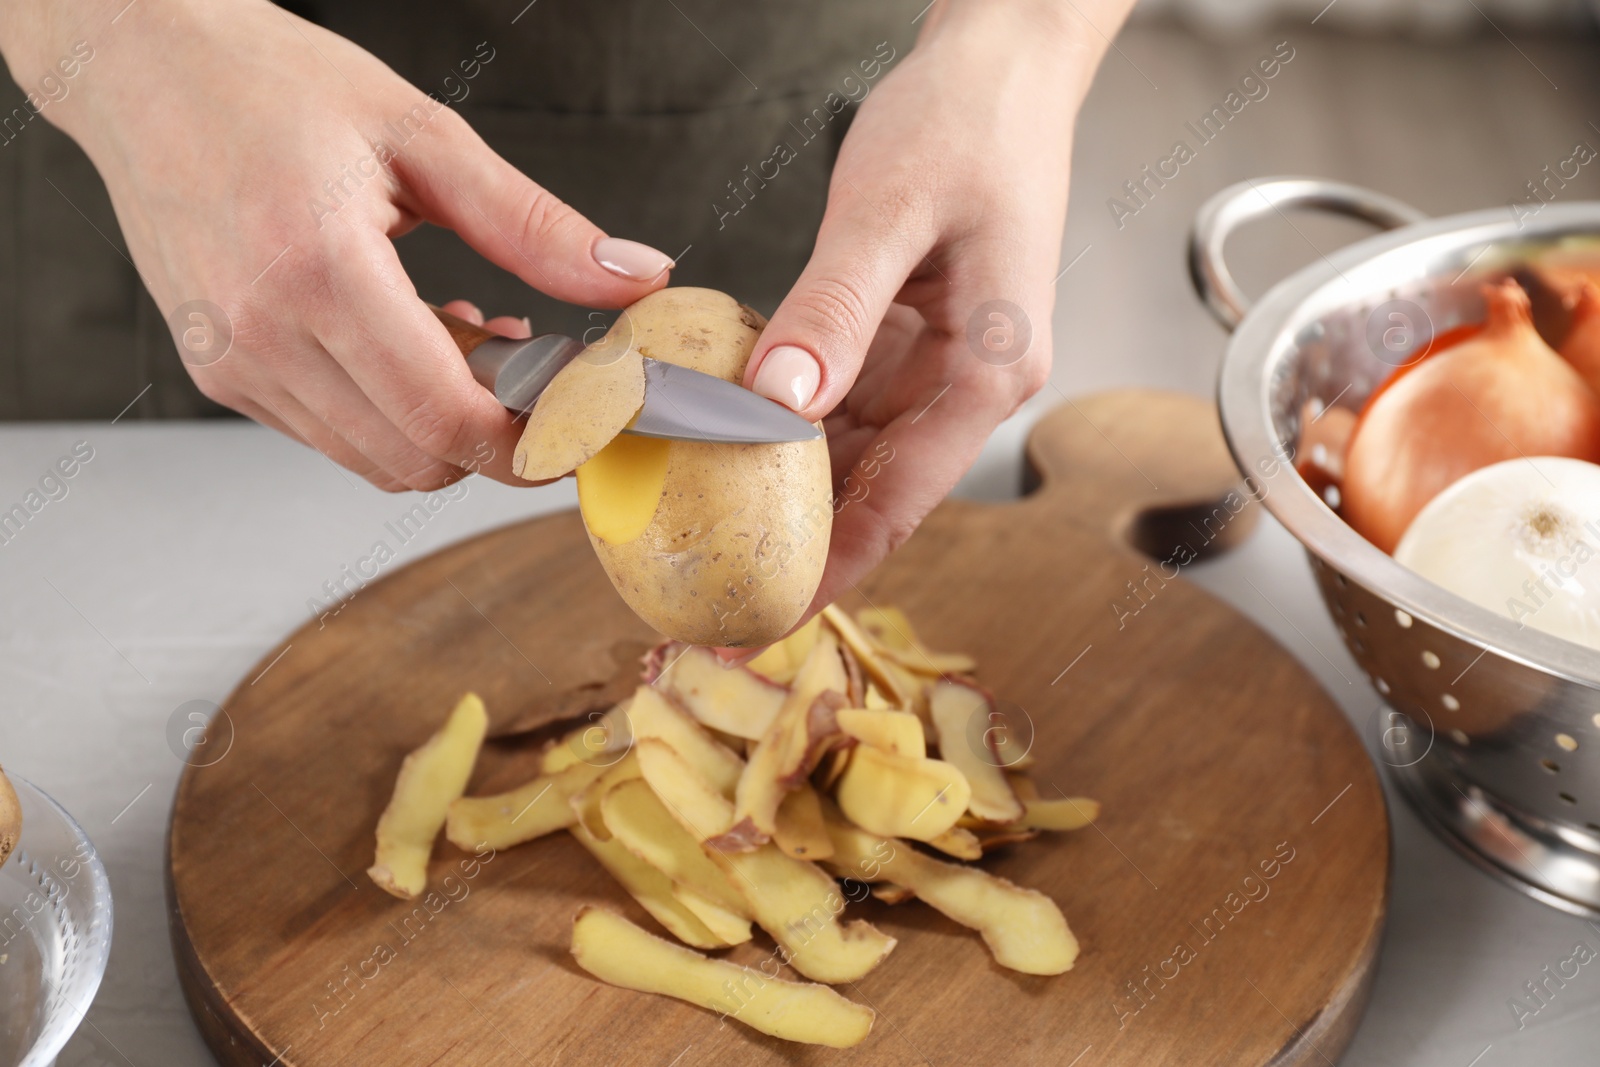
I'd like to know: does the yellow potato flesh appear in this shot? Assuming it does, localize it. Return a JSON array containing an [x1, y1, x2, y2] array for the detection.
[[745, 615, 823, 685], [445, 759, 606, 852], [636, 739, 894, 983], [836, 708, 925, 758], [718, 843, 896, 984], [826, 819, 1078, 975], [0, 767, 18, 869], [627, 684, 745, 798], [541, 700, 633, 774], [367, 693, 489, 899], [924, 826, 983, 861], [821, 606, 909, 705], [571, 753, 642, 842], [570, 907, 875, 1048], [566, 822, 729, 950], [834, 744, 971, 843], [671, 885, 755, 946], [656, 644, 787, 740], [576, 433, 672, 544], [855, 606, 919, 651], [602, 778, 750, 921], [635, 739, 737, 840], [928, 681, 1024, 823], [773, 784, 833, 861], [731, 629, 847, 841], [1013, 796, 1101, 831]]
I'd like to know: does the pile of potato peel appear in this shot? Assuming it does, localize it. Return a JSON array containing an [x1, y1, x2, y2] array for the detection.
[[366, 604, 1098, 1048]]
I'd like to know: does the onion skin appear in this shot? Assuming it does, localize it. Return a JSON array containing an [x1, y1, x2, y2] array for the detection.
[[1395, 457, 1600, 652], [1342, 279, 1600, 553], [1559, 281, 1600, 397]]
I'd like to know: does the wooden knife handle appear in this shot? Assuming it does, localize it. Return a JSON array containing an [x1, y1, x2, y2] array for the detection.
[[427, 302, 500, 356]]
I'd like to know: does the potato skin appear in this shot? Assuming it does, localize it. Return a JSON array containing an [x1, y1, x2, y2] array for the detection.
[[586, 288, 831, 647]]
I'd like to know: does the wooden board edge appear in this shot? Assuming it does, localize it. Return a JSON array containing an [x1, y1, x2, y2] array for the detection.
[[167, 813, 286, 1067], [1268, 827, 1392, 1066]]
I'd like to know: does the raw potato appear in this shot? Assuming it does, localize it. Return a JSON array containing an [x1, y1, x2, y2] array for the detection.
[[628, 684, 745, 798], [576, 434, 672, 543], [368, 693, 489, 899], [567, 820, 729, 951], [571, 907, 876, 1048], [925, 827, 984, 861], [745, 616, 823, 685], [571, 754, 643, 841], [364, 600, 1099, 1048], [929, 681, 1024, 823], [773, 784, 833, 860], [821, 606, 909, 705], [836, 708, 925, 758], [513, 321, 645, 481], [0, 765, 19, 868], [640, 740, 896, 983], [445, 760, 606, 851], [541, 701, 633, 774], [1011, 796, 1101, 831], [577, 288, 832, 648], [655, 644, 787, 740], [722, 629, 847, 846], [602, 778, 750, 917], [834, 744, 972, 843], [636, 739, 738, 840], [719, 842, 896, 983], [826, 819, 1079, 975]]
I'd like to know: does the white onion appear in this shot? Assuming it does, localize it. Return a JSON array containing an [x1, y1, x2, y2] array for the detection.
[[1394, 457, 1600, 652]]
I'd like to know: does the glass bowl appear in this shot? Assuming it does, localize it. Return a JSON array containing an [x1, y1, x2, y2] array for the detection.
[[0, 775, 113, 1067]]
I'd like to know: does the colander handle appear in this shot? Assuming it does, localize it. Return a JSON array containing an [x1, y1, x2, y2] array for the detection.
[[1188, 177, 1429, 331]]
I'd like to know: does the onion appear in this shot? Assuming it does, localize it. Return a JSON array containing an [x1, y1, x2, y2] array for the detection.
[[1559, 280, 1600, 396], [1395, 457, 1600, 652], [1342, 279, 1600, 553]]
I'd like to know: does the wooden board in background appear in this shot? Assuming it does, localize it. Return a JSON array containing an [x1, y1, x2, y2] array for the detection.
[[167, 391, 1388, 1066]]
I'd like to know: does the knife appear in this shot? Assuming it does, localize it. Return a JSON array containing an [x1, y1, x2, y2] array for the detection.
[[428, 305, 821, 445]]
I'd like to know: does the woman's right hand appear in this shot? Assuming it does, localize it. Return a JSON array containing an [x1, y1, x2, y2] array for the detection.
[[1, 0, 674, 489]]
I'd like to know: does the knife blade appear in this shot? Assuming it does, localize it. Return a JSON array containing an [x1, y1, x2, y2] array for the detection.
[[429, 304, 820, 445]]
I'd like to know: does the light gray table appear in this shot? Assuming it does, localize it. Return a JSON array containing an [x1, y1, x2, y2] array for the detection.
[[6, 17, 1600, 1067]]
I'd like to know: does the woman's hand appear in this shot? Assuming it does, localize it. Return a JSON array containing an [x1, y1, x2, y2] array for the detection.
[[1, 0, 674, 489], [744, 0, 1131, 611]]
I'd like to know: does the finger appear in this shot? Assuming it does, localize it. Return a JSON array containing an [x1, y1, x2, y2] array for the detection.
[[743, 185, 931, 420], [484, 314, 532, 339], [271, 343, 469, 490], [440, 299, 484, 325], [393, 108, 674, 306], [439, 300, 530, 340], [247, 389, 414, 492], [810, 322, 1053, 613], [310, 226, 525, 484]]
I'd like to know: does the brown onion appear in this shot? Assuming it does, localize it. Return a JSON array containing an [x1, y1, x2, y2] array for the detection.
[[1558, 280, 1600, 395], [1341, 278, 1600, 553]]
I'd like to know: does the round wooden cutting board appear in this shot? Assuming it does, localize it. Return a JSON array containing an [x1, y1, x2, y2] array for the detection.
[[167, 390, 1389, 1067]]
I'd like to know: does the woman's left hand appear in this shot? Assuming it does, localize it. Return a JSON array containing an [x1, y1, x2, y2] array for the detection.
[[743, 0, 1131, 613]]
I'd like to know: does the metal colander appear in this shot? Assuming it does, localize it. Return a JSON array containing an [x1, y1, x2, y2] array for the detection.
[[1190, 177, 1600, 917]]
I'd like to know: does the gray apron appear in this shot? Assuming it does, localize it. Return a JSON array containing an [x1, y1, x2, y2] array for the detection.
[[0, 0, 922, 419]]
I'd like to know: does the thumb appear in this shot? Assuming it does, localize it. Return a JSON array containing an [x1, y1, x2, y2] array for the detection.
[[746, 190, 926, 419], [393, 105, 674, 307]]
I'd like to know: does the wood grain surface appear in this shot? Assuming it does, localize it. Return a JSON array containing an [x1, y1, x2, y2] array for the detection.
[[166, 390, 1389, 1067]]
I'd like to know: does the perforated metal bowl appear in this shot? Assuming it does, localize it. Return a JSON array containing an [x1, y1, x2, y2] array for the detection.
[[1191, 177, 1600, 917]]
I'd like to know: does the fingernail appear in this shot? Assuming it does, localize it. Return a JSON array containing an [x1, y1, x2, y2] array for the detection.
[[750, 345, 821, 411], [593, 237, 674, 281], [520, 316, 533, 333]]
